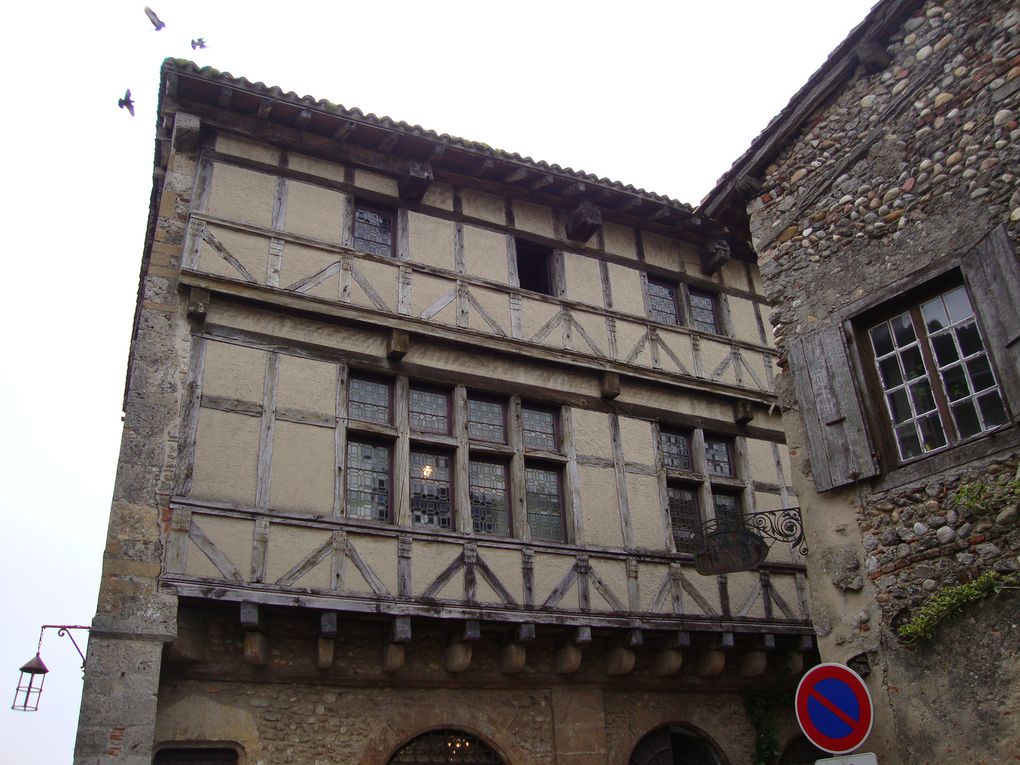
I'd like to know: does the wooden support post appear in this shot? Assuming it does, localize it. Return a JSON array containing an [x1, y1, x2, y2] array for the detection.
[[398, 160, 433, 202], [565, 200, 602, 242], [318, 612, 338, 669], [600, 372, 621, 399], [240, 602, 268, 666], [734, 400, 754, 426], [387, 329, 410, 361]]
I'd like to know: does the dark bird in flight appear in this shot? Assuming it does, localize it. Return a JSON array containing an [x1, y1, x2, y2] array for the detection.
[[118, 89, 135, 116], [191, 38, 207, 49], [144, 7, 165, 31]]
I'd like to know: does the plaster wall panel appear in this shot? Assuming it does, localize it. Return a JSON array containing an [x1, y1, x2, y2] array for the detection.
[[642, 233, 683, 273], [191, 409, 260, 506], [754, 491, 784, 513], [477, 545, 523, 604], [353, 168, 398, 197], [532, 552, 578, 609], [563, 253, 604, 308], [276, 355, 337, 418], [408, 211, 456, 271], [770, 573, 805, 620], [606, 264, 644, 317], [728, 571, 764, 619], [463, 225, 509, 284], [350, 258, 398, 313], [619, 417, 654, 465], [184, 537, 222, 580], [265, 525, 333, 589], [461, 189, 505, 224], [619, 386, 733, 423], [411, 273, 457, 325], [627, 474, 667, 552], [639, 563, 672, 613], [603, 223, 637, 260], [206, 163, 276, 227], [572, 409, 612, 459], [749, 265, 764, 295], [284, 182, 344, 243], [421, 182, 454, 211], [777, 444, 793, 485], [571, 309, 610, 358], [413, 540, 462, 598], [700, 338, 736, 386], [269, 420, 335, 515], [728, 296, 763, 345], [759, 306, 777, 348], [215, 134, 280, 165], [520, 298, 562, 347], [469, 285, 510, 336], [746, 439, 780, 485], [679, 571, 722, 617], [288, 152, 344, 182], [721, 259, 750, 290], [615, 319, 650, 367], [197, 226, 269, 285], [474, 574, 503, 606], [577, 466, 622, 548], [589, 558, 629, 612], [348, 534, 398, 595], [202, 341, 268, 404], [513, 200, 555, 239], [656, 328, 696, 377], [279, 244, 340, 300], [185, 514, 254, 581]]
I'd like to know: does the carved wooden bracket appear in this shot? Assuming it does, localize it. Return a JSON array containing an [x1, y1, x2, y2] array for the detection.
[[398, 160, 433, 202], [600, 372, 621, 399], [387, 329, 410, 361], [699, 237, 731, 275], [566, 200, 602, 242], [188, 287, 211, 322]]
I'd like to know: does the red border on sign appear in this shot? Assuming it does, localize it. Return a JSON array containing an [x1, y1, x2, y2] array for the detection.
[[795, 662, 874, 754]]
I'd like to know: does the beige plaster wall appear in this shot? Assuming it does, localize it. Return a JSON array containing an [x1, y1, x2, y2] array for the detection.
[[461, 189, 505, 224], [191, 409, 260, 506], [264, 525, 334, 589], [727, 296, 762, 346], [407, 211, 455, 271], [215, 134, 280, 165], [276, 355, 337, 417], [602, 223, 636, 260], [577, 467, 622, 548], [198, 226, 269, 285], [202, 341, 268, 404], [572, 409, 612, 459], [278, 243, 340, 299], [606, 264, 644, 317], [288, 152, 345, 182], [642, 233, 683, 273], [185, 515, 254, 580], [353, 168, 398, 197], [626, 474, 666, 551], [206, 163, 276, 227], [412, 540, 463, 599], [463, 226, 509, 284], [618, 417, 654, 465], [268, 421, 335, 515], [283, 182, 345, 243], [513, 200, 556, 240], [563, 252, 604, 307]]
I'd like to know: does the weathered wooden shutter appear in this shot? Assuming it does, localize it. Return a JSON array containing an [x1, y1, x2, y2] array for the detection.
[[788, 324, 878, 491], [961, 226, 1020, 420]]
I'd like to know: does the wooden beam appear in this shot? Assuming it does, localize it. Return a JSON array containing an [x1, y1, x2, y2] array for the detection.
[[333, 120, 357, 143], [600, 371, 621, 399], [735, 400, 754, 426], [218, 87, 232, 109], [378, 132, 400, 153], [470, 158, 494, 177], [317, 611, 337, 669], [529, 174, 555, 191], [295, 108, 313, 128], [387, 328, 410, 361], [398, 160, 433, 202], [561, 182, 586, 198], [390, 616, 412, 644], [504, 167, 529, 184], [257, 99, 273, 120], [515, 623, 536, 643], [565, 200, 602, 242], [653, 205, 673, 221], [618, 197, 643, 213], [429, 144, 446, 164], [240, 602, 264, 632]]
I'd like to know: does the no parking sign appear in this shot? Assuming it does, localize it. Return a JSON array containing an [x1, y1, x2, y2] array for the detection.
[[795, 663, 874, 755]]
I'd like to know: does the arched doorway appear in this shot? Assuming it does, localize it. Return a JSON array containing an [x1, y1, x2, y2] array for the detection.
[[777, 735, 827, 764], [388, 729, 503, 764], [629, 725, 726, 765]]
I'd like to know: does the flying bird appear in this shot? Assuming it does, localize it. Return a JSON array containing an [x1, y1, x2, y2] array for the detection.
[[191, 38, 206, 49], [144, 7, 165, 31], [118, 89, 135, 116]]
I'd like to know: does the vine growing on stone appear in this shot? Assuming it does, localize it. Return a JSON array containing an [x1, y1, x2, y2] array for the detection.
[[950, 475, 1020, 515], [743, 691, 789, 765], [897, 571, 1019, 642]]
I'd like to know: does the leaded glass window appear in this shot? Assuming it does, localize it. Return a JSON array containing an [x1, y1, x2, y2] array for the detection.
[[410, 451, 452, 529], [346, 440, 390, 521], [689, 288, 720, 334], [469, 460, 510, 535], [713, 492, 743, 531], [349, 376, 390, 424], [467, 398, 506, 443], [668, 485, 701, 553], [648, 278, 680, 325], [389, 729, 503, 764], [704, 437, 734, 476], [410, 388, 450, 434], [525, 466, 563, 541], [660, 429, 692, 471], [522, 406, 557, 451], [353, 205, 394, 257]]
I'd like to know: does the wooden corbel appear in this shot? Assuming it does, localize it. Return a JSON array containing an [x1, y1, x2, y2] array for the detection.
[[606, 629, 643, 676], [499, 624, 535, 675], [240, 602, 268, 666], [554, 626, 591, 674], [383, 616, 411, 673], [695, 632, 733, 677], [739, 634, 774, 678], [171, 112, 202, 154], [699, 236, 731, 275], [856, 38, 892, 74], [653, 631, 690, 676], [444, 620, 481, 673], [398, 160, 432, 202], [187, 287, 211, 322], [386, 329, 410, 361], [734, 400, 754, 426], [600, 372, 622, 399], [317, 612, 338, 669], [566, 200, 602, 242]]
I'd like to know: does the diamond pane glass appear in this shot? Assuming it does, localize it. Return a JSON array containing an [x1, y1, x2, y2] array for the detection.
[[522, 407, 557, 451], [668, 485, 701, 553], [346, 441, 390, 521], [467, 398, 506, 443], [410, 451, 452, 529], [713, 493, 743, 531], [704, 438, 734, 476], [410, 388, 449, 434], [659, 429, 692, 471], [353, 206, 393, 257], [647, 279, 679, 325], [469, 461, 509, 535], [689, 288, 719, 334], [525, 466, 563, 541], [389, 730, 503, 764], [349, 376, 390, 424]]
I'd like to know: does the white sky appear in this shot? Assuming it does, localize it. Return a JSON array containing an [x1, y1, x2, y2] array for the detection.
[[0, 1, 875, 761]]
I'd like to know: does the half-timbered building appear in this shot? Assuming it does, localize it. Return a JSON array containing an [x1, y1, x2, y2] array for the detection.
[[74, 59, 816, 765]]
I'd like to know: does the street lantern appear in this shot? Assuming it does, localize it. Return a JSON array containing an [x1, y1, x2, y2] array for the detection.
[[10, 624, 89, 712], [12, 653, 48, 712]]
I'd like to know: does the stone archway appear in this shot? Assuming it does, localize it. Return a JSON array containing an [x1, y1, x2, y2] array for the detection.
[[629, 724, 726, 765], [388, 729, 504, 764]]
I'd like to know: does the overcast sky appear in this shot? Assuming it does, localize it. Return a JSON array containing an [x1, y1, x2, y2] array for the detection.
[[0, 1, 875, 761]]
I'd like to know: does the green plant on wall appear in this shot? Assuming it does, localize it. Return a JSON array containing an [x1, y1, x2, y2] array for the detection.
[[897, 571, 1019, 642], [950, 475, 1020, 515], [744, 691, 790, 765]]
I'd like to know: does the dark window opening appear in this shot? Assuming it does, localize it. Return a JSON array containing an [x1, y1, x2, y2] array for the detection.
[[353, 204, 395, 257], [525, 464, 564, 541], [516, 239, 554, 295], [155, 749, 238, 765], [411, 450, 453, 529], [389, 729, 503, 764], [470, 460, 510, 535], [668, 485, 702, 553]]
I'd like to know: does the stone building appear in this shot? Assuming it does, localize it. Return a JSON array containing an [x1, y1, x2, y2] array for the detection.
[[74, 60, 818, 764], [703, 0, 1020, 762]]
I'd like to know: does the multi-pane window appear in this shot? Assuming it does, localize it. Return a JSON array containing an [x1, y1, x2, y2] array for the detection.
[[525, 466, 564, 541], [648, 278, 680, 325], [353, 204, 394, 257], [522, 406, 557, 450], [667, 485, 701, 553], [346, 440, 390, 521], [349, 376, 390, 424], [410, 451, 452, 529], [704, 437, 734, 477], [713, 492, 744, 531], [869, 285, 1007, 461], [467, 398, 506, 443], [659, 429, 692, 470], [410, 387, 450, 434], [689, 288, 721, 334], [469, 460, 510, 535]]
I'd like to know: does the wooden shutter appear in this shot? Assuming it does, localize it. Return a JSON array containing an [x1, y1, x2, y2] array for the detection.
[[788, 325, 878, 491], [961, 226, 1020, 419]]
